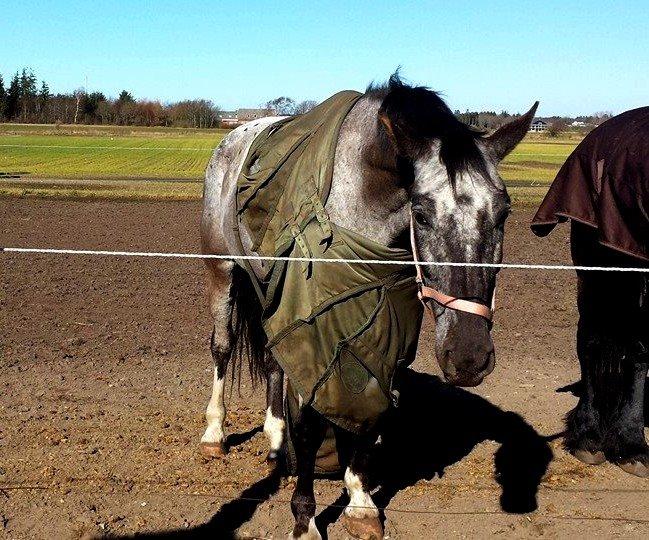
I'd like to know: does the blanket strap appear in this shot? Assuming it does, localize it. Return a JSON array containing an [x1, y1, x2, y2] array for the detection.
[[290, 224, 313, 276], [310, 194, 333, 249]]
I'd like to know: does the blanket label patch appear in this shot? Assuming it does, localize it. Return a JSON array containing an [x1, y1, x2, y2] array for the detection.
[[339, 350, 370, 394]]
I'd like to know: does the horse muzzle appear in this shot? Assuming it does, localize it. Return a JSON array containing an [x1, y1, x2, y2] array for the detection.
[[440, 349, 496, 387], [435, 311, 496, 387]]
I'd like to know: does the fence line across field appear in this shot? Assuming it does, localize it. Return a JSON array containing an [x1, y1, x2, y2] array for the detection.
[[2, 246, 649, 273]]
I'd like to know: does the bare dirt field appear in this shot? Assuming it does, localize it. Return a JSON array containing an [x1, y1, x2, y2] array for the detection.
[[1, 199, 648, 539]]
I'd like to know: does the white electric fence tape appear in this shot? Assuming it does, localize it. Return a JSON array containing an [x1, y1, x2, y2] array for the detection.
[[2, 246, 648, 273]]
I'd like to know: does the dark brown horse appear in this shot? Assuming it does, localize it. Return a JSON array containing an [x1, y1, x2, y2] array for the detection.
[[532, 107, 649, 478]]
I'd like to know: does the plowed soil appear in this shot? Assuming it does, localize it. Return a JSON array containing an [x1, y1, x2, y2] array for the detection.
[[1, 199, 647, 539]]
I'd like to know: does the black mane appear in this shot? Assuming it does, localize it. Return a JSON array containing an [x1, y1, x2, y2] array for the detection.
[[366, 73, 488, 186]]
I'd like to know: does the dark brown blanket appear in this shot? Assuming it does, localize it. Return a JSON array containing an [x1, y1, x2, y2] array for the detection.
[[531, 107, 649, 262]]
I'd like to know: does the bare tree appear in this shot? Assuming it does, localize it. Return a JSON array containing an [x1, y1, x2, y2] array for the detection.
[[293, 100, 318, 115], [73, 89, 84, 124], [547, 119, 568, 138], [265, 96, 296, 116]]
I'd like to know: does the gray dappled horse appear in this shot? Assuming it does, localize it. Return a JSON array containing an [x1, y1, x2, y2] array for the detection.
[[200, 76, 536, 539]]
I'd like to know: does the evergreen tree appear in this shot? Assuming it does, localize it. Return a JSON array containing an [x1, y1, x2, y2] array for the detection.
[[82, 91, 106, 122], [37, 80, 50, 117], [0, 74, 6, 119], [39, 80, 50, 101], [19, 68, 37, 121], [6, 72, 20, 120], [117, 90, 134, 103]]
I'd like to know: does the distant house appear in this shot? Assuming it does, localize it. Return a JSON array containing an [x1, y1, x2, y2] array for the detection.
[[571, 120, 588, 128], [217, 111, 239, 128], [237, 108, 274, 122], [219, 108, 274, 128], [529, 119, 548, 133]]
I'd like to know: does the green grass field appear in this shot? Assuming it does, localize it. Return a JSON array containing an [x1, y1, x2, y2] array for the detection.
[[0, 123, 582, 204], [0, 123, 224, 181]]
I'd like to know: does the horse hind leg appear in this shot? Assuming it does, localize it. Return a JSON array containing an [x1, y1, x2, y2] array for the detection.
[[264, 358, 285, 467], [199, 260, 235, 458], [289, 406, 327, 540]]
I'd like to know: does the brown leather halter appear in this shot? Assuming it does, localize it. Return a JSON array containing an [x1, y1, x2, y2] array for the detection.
[[409, 212, 494, 321]]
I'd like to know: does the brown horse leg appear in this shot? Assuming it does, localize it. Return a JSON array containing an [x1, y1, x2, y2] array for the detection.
[[569, 223, 649, 475], [566, 224, 606, 464], [565, 311, 605, 465], [289, 406, 327, 540], [607, 359, 649, 477], [199, 260, 234, 458]]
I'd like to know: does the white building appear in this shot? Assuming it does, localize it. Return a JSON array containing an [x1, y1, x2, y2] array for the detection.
[[218, 108, 274, 128], [529, 119, 548, 133]]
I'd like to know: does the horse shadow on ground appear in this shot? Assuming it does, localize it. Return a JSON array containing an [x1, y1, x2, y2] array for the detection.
[[374, 370, 553, 515], [123, 369, 553, 539], [557, 377, 649, 427]]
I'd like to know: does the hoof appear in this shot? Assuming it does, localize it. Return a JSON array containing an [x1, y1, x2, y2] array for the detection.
[[289, 517, 322, 540], [617, 460, 649, 478], [199, 441, 227, 458], [265, 449, 282, 470], [342, 515, 383, 540], [572, 449, 606, 465]]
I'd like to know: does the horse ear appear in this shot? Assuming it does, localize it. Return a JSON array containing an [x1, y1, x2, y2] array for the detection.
[[378, 111, 398, 145], [485, 101, 539, 161], [377, 108, 419, 156]]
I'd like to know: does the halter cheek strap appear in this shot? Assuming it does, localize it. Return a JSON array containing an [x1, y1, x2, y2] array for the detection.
[[409, 213, 494, 321]]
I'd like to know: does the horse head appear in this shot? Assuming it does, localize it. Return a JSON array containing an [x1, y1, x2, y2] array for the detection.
[[376, 76, 537, 386]]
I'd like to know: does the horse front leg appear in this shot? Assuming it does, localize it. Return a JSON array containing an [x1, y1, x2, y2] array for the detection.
[[264, 358, 285, 466], [605, 357, 649, 477], [564, 315, 605, 465], [342, 436, 383, 540], [289, 405, 327, 540]]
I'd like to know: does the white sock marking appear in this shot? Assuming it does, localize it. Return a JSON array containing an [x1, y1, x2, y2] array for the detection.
[[344, 468, 378, 519], [201, 369, 226, 443], [263, 406, 285, 451]]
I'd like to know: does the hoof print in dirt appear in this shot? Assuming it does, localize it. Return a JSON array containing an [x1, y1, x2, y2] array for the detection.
[[199, 441, 227, 458], [342, 515, 384, 540]]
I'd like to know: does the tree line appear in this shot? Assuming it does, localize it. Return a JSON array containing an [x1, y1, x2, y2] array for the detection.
[[0, 68, 613, 131], [0, 68, 322, 129], [0, 68, 222, 128], [455, 108, 613, 133]]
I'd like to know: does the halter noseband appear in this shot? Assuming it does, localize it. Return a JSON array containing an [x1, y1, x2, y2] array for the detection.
[[409, 212, 494, 321]]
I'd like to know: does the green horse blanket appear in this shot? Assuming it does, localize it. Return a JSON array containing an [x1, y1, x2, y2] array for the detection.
[[235, 91, 423, 467]]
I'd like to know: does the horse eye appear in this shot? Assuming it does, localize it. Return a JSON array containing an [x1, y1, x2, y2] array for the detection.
[[414, 211, 429, 227], [495, 207, 511, 228]]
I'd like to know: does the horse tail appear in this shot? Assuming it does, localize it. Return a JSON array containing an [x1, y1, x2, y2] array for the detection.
[[227, 264, 270, 389]]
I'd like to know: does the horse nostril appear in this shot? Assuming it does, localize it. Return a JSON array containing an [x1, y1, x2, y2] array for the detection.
[[441, 349, 456, 377], [478, 350, 496, 375]]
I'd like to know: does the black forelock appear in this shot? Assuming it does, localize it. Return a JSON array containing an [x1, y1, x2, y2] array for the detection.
[[367, 73, 490, 187]]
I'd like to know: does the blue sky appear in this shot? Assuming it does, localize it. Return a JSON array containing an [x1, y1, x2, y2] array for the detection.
[[2, 1, 648, 116]]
